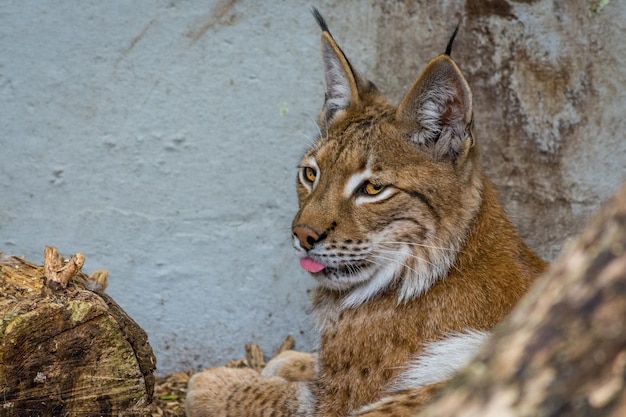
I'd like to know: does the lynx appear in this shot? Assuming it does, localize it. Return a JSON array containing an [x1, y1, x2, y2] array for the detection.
[[186, 9, 547, 417]]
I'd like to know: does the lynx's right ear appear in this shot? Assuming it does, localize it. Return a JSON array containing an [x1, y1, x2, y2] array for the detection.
[[312, 8, 369, 126]]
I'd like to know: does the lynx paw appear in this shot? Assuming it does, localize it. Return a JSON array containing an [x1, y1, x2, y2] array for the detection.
[[186, 367, 261, 417], [186, 366, 310, 417], [261, 350, 317, 382], [349, 384, 444, 417]]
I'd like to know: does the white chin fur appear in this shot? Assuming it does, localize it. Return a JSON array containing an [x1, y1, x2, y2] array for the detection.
[[340, 246, 409, 308], [340, 242, 456, 308]]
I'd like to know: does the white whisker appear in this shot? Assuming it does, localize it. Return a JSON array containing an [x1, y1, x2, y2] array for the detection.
[[376, 241, 466, 278], [374, 249, 438, 271], [299, 136, 316, 148], [368, 253, 420, 276], [377, 240, 458, 252], [362, 257, 395, 272]]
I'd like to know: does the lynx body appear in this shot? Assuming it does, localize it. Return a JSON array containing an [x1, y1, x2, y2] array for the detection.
[[186, 10, 547, 417]]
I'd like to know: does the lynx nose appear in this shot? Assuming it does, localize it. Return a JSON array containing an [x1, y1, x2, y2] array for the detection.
[[293, 225, 320, 250]]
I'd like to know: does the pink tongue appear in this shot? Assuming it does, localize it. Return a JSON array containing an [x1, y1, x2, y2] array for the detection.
[[300, 257, 326, 273]]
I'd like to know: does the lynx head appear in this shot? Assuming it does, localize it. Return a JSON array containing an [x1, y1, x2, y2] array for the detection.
[[293, 10, 483, 307]]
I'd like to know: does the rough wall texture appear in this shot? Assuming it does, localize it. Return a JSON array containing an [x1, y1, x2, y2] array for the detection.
[[1, 0, 624, 375], [367, 0, 626, 259]]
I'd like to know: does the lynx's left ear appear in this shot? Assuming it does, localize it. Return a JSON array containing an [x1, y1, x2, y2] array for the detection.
[[312, 8, 374, 126], [397, 54, 474, 162]]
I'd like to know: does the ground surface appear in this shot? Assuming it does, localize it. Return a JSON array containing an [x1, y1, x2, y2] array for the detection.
[[150, 371, 191, 417]]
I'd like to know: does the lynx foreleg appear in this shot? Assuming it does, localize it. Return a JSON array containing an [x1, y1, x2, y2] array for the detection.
[[185, 367, 314, 417], [349, 382, 446, 417]]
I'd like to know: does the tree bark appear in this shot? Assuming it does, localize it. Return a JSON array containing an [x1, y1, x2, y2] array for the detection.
[[0, 250, 156, 416], [415, 183, 626, 417]]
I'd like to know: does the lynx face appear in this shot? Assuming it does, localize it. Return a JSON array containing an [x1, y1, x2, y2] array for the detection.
[[291, 24, 483, 307], [293, 114, 480, 307]]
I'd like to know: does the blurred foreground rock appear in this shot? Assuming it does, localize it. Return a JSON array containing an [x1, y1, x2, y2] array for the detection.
[[414, 183, 626, 417]]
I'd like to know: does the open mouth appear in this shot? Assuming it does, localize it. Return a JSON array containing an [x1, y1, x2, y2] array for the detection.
[[299, 257, 370, 276]]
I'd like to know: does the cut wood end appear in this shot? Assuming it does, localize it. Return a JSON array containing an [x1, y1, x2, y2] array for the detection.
[[274, 335, 295, 357], [86, 269, 109, 292], [245, 343, 266, 372], [225, 358, 250, 369], [44, 246, 86, 289]]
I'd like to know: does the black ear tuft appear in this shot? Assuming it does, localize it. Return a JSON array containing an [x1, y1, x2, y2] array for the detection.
[[444, 23, 460, 56], [311, 7, 329, 33], [312, 7, 363, 126]]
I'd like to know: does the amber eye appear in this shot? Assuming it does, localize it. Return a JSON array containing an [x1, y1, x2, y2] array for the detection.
[[303, 167, 317, 183], [363, 182, 384, 195]]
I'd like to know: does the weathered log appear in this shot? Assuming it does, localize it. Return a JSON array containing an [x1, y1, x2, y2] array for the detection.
[[414, 183, 626, 417], [0, 249, 156, 416]]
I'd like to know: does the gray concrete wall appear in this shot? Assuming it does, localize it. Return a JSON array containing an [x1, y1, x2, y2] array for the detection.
[[1, 0, 625, 375]]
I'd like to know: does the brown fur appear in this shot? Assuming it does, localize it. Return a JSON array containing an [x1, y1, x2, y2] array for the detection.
[[310, 179, 545, 417], [186, 10, 547, 417]]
